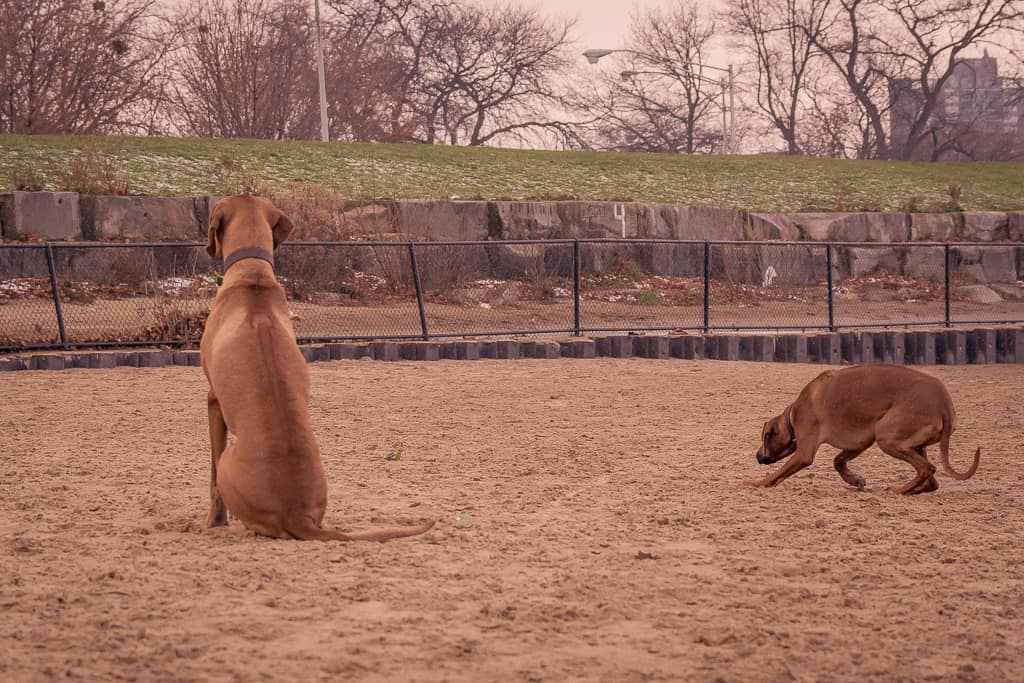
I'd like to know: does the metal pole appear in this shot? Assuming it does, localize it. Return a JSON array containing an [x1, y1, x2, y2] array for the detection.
[[703, 241, 710, 333], [720, 79, 727, 154], [944, 244, 951, 328], [314, 0, 329, 142], [573, 240, 581, 336], [727, 64, 735, 154], [826, 243, 835, 331], [408, 244, 429, 339], [44, 244, 68, 348]]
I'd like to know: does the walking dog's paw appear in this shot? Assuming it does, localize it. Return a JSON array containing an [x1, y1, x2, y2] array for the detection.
[[742, 478, 769, 487]]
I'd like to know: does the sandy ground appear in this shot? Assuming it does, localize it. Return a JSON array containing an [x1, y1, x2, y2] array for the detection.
[[1, 359, 1022, 682]]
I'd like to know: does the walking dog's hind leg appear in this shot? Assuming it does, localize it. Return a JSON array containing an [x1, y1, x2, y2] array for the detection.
[[207, 391, 229, 527], [833, 448, 868, 489], [878, 440, 937, 495], [903, 446, 939, 494]]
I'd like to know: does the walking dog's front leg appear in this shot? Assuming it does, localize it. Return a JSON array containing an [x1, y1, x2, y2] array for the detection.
[[207, 391, 228, 527], [743, 446, 817, 488]]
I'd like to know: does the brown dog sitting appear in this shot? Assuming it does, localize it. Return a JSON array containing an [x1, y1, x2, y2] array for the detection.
[[745, 364, 980, 494], [200, 195, 435, 540]]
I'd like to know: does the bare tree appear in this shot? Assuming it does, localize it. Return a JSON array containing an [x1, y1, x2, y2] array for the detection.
[[578, 1, 724, 153], [167, 0, 318, 139], [797, 0, 1023, 159], [0, 0, 170, 135], [337, 0, 579, 147], [727, 0, 827, 154]]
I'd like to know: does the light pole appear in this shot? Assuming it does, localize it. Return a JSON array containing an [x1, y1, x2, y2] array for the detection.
[[314, 0, 329, 142], [586, 48, 735, 153]]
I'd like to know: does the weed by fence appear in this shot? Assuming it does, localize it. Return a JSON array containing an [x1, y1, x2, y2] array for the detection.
[[1, 239, 1022, 352]]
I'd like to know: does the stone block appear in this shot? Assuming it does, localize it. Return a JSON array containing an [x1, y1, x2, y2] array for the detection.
[[740, 335, 774, 362], [669, 336, 697, 359], [81, 196, 199, 241], [967, 329, 996, 364], [480, 341, 498, 359], [601, 335, 633, 358], [963, 212, 1009, 241], [300, 346, 316, 362], [0, 356, 26, 371], [532, 341, 562, 359], [93, 353, 119, 368], [978, 247, 1018, 284], [905, 332, 936, 366], [996, 328, 1024, 363], [116, 352, 140, 367], [29, 354, 63, 370], [327, 343, 360, 360], [455, 341, 481, 360], [910, 213, 960, 241], [137, 351, 170, 367], [415, 342, 441, 361], [399, 342, 420, 361], [395, 200, 490, 241], [494, 340, 521, 359], [1008, 212, 1024, 241], [0, 191, 81, 240], [883, 332, 905, 365], [773, 335, 809, 363], [714, 336, 740, 361], [812, 334, 841, 364], [936, 331, 967, 365], [633, 336, 668, 359], [369, 341, 400, 362]]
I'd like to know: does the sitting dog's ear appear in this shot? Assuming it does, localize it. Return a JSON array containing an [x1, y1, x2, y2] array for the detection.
[[206, 203, 225, 259], [271, 210, 295, 250]]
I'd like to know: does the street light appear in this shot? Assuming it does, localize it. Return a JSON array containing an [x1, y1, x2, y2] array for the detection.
[[314, 0, 329, 142], [585, 48, 735, 153]]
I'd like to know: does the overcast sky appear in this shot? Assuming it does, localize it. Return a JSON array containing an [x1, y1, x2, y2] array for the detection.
[[519, 0, 670, 51]]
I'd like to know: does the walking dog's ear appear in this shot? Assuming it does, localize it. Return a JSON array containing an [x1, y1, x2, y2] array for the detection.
[[206, 202, 225, 259], [271, 210, 295, 250]]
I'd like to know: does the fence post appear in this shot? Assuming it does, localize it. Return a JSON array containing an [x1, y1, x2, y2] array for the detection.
[[944, 243, 951, 328], [826, 243, 835, 331], [573, 240, 581, 336], [703, 241, 710, 333], [44, 243, 68, 349], [407, 243, 429, 339]]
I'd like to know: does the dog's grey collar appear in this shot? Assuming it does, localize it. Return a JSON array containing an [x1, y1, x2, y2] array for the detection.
[[223, 247, 274, 273], [783, 404, 797, 445]]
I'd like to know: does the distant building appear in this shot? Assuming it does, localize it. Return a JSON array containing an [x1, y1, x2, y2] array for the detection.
[[889, 52, 1024, 160]]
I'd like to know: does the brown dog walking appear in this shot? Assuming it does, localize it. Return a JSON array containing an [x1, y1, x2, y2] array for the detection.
[[745, 364, 980, 494], [200, 196, 435, 540]]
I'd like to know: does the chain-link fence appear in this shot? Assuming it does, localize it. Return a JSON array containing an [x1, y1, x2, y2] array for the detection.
[[2, 239, 1022, 351]]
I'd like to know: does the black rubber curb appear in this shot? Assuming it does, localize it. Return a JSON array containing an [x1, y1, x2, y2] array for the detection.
[[2, 327, 1022, 372]]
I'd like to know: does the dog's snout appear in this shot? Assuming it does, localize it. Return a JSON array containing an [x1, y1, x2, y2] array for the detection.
[[756, 448, 768, 465]]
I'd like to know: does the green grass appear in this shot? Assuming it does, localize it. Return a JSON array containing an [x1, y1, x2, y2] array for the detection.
[[1, 133, 1022, 212]]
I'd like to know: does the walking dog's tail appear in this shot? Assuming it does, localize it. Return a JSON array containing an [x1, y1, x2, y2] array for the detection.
[[939, 419, 980, 481], [288, 519, 436, 542]]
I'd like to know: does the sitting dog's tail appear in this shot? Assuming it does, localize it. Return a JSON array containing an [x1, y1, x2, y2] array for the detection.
[[939, 421, 980, 481], [288, 519, 436, 542]]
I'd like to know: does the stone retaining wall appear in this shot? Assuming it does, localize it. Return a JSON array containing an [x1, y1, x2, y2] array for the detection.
[[2, 191, 1023, 244], [4, 327, 1021, 371]]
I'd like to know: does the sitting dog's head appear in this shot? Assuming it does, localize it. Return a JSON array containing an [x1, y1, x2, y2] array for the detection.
[[206, 195, 295, 260], [756, 407, 797, 465]]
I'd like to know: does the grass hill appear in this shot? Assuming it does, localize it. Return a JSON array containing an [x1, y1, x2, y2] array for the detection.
[[1, 133, 1022, 213]]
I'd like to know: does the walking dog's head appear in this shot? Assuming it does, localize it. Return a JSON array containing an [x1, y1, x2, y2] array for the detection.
[[756, 405, 797, 465], [205, 195, 295, 261]]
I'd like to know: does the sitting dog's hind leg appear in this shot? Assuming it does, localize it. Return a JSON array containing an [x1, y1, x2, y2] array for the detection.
[[833, 448, 868, 489], [207, 392, 229, 527]]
